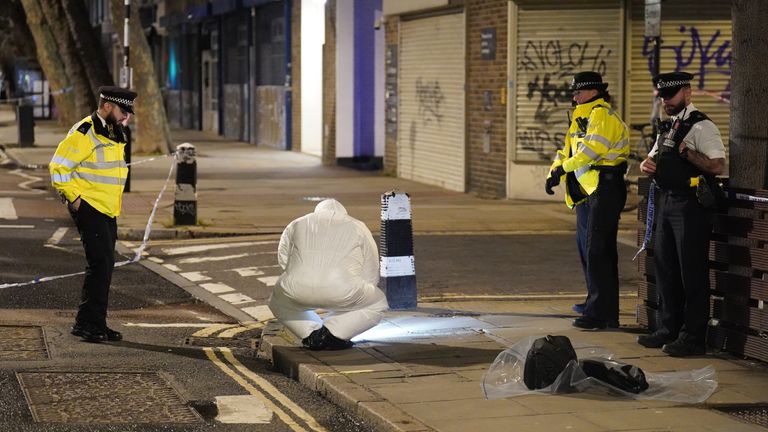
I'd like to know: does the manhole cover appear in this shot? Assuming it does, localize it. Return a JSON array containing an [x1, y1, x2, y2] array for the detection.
[[17, 372, 202, 424], [714, 404, 768, 428], [0, 326, 49, 361]]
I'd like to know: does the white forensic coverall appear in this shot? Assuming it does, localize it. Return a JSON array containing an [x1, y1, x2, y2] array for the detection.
[[268, 199, 389, 340]]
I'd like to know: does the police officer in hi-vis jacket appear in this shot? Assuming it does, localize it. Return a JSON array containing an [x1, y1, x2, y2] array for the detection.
[[50, 86, 136, 343]]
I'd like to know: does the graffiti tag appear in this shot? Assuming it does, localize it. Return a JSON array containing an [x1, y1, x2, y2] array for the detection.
[[415, 78, 444, 124], [642, 25, 731, 94], [520, 40, 613, 76]]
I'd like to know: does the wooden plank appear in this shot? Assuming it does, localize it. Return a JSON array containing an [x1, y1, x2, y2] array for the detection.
[[710, 270, 768, 302]]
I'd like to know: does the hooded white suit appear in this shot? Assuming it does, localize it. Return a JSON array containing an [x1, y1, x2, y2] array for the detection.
[[268, 199, 389, 340]]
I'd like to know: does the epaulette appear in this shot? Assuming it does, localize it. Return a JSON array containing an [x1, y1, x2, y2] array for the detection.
[[76, 122, 92, 135]]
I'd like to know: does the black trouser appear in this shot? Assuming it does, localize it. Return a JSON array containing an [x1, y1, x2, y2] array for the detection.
[[583, 172, 626, 323], [70, 200, 117, 329], [653, 189, 713, 344]]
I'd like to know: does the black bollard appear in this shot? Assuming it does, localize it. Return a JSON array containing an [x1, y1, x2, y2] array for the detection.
[[379, 191, 417, 309], [123, 125, 131, 192], [174, 143, 197, 225]]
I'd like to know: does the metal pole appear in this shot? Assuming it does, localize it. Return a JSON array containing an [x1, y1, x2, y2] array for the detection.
[[121, 0, 133, 192]]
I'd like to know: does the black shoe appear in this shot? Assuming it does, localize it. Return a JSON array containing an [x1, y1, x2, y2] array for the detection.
[[302, 328, 326, 350], [71, 324, 107, 343], [662, 338, 706, 357], [104, 326, 123, 342], [301, 326, 353, 351], [573, 316, 608, 330], [637, 331, 675, 348]]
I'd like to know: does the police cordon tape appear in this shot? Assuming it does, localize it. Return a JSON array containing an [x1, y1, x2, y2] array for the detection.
[[0, 86, 73, 104], [634, 185, 768, 261], [0, 151, 177, 290]]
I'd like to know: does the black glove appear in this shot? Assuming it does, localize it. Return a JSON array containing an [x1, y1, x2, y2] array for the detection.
[[545, 167, 565, 195]]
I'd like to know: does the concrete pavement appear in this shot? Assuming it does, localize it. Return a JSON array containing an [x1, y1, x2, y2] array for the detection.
[[2, 106, 767, 431]]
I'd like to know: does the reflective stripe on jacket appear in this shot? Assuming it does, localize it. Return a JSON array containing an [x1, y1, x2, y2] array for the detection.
[[549, 98, 630, 208], [49, 114, 128, 217]]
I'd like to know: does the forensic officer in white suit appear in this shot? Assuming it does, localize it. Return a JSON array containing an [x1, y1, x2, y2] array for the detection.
[[268, 199, 389, 350]]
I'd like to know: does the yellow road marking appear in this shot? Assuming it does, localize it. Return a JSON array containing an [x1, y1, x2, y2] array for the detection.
[[219, 348, 328, 432], [192, 323, 240, 337], [218, 322, 265, 338], [203, 348, 308, 432]]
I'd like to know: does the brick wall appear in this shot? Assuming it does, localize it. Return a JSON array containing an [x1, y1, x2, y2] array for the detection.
[[383, 16, 399, 176], [322, 0, 337, 165], [466, 0, 508, 198], [291, 0, 301, 152]]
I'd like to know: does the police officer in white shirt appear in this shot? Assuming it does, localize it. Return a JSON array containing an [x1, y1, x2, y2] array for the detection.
[[637, 71, 726, 357]]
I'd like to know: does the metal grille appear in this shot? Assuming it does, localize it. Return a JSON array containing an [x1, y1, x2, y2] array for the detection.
[[714, 404, 768, 428], [0, 325, 49, 361], [17, 372, 202, 424]]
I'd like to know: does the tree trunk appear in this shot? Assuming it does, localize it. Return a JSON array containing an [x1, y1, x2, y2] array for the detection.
[[61, 0, 114, 93], [109, 0, 172, 154], [19, 0, 79, 126], [39, 0, 95, 114], [730, 0, 768, 189], [0, 0, 37, 98]]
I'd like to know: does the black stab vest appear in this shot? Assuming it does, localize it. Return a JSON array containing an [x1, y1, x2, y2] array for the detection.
[[654, 111, 710, 192]]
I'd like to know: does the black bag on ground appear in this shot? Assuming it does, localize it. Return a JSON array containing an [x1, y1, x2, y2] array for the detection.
[[523, 335, 578, 390], [579, 358, 649, 394]]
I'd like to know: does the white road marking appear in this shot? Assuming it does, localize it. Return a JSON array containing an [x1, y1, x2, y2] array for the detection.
[[161, 240, 278, 256], [0, 198, 18, 220], [147, 256, 164, 263], [123, 323, 229, 328], [215, 395, 273, 424], [163, 263, 181, 272], [11, 169, 45, 193], [179, 251, 275, 264], [0, 225, 34, 229], [219, 293, 256, 305], [257, 276, 280, 287], [180, 271, 211, 282], [231, 267, 265, 277], [241, 305, 275, 322], [45, 227, 68, 245], [200, 282, 235, 294]]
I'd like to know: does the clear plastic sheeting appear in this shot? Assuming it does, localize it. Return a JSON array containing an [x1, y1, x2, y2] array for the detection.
[[482, 335, 718, 403]]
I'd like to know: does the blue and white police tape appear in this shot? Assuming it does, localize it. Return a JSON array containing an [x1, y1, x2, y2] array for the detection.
[[633, 184, 655, 261], [0, 151, 178, 290], [633, 186, 768, 260], [0, 86, 73, 104]]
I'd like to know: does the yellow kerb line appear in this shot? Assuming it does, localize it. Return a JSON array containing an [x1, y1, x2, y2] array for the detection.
[[218, 322, 265, 338], [219, 348, 329, 432], [192, 323, 240, 337], [203, 348, 309, 432]]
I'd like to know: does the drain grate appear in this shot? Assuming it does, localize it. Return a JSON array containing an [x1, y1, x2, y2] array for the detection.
[[0, 326, 49, 361], [714, 404, 768, 428], [17, 372, 202, 424]]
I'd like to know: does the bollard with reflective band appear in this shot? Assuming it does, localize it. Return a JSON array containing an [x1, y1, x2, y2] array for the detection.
[[379, 191, 417, 309], [174, 143, 197, 225]]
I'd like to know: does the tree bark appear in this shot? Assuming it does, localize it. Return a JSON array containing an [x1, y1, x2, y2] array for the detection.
[[39, 0, 95, 114], [61, 0, 114, 93], [109, 0, 172, 154], [729, 0, 768, 189], [19, 0, 80, 126], [0, 0, 37, 98]]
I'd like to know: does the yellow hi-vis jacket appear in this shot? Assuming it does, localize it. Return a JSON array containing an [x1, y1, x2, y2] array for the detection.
[[49, 114, 128, 217], [548, 98, 630, 208]]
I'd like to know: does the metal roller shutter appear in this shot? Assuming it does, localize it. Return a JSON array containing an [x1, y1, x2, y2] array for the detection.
[[398, 12, 466, 192], [511, 0, 624, 163], [627, 0, 731, 160]]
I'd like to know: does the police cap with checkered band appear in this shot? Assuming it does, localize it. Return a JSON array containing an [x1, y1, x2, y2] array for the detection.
[[653, 71, 694, 99], [97, 86, 138, 114], [569, 71, 609, 92]]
